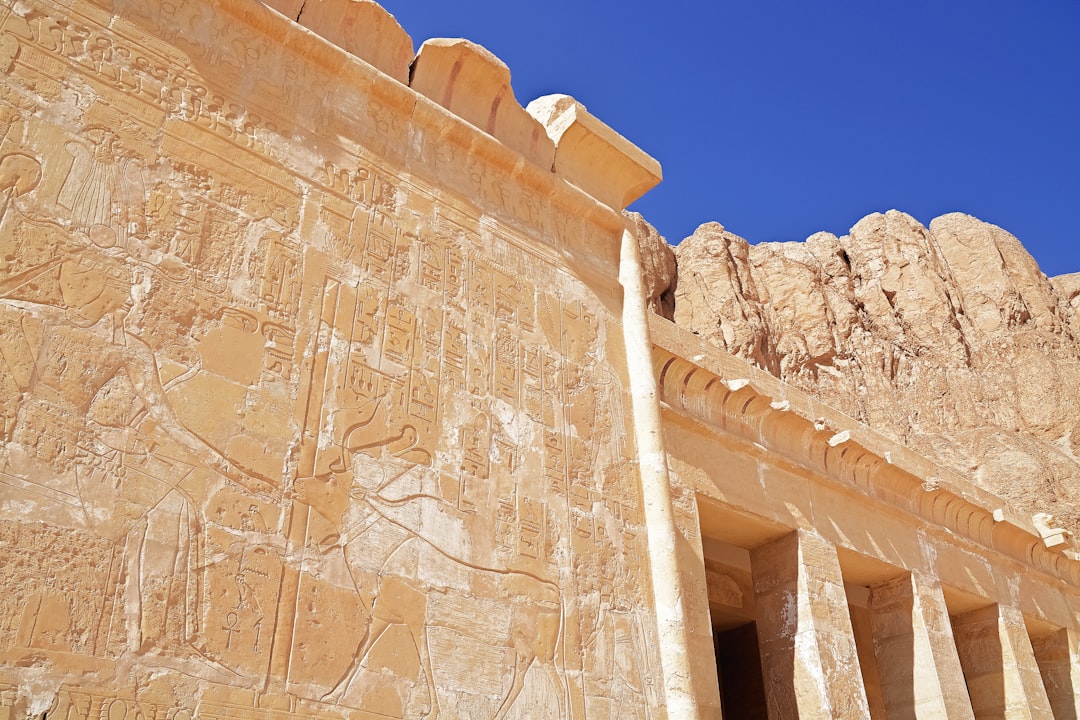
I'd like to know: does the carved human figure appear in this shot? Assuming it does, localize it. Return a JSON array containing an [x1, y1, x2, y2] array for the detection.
[[0, 250, 273, 664], [584, 561, 655, 720], [0, 152, 40, 216]]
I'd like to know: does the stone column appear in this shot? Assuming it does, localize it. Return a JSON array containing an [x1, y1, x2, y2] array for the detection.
[[950, 604, 1054, 719], [619, 225, 709, 719], [751, 530, 871, 719], [868, 573, 975, 719], [1030, 627, 1080, 720]]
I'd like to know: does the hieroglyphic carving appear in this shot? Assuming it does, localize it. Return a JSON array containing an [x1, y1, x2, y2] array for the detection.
[[1, 3, 305, 692], [271, 191, 645, 715], [0, 683, 349, 720], [0, 522, 121, 655], [0, 1, 654, 717]]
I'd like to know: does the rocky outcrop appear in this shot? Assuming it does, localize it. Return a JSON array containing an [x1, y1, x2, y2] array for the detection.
[[675, 210, 1080, 533], [1053, 272, 1080, 337], [627, 211, 677, 320]]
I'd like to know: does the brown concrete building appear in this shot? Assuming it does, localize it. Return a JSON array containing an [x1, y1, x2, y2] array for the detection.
[[0, 1, 1077, 718]]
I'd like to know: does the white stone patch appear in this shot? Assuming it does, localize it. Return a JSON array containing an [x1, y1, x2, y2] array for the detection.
[[14, 664, 62, 716], [490, 397, 531, 447], [827, 430, 850, 447]]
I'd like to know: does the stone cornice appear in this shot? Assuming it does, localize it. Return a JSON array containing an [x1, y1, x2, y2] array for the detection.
[[650, 315, 1080, 589], [196, 0, 654, 287]]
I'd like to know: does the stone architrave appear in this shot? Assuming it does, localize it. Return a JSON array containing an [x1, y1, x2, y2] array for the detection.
[[951, 604, 1054, 719], [750, 530, 872, 719], [868, 573, 975, 719]]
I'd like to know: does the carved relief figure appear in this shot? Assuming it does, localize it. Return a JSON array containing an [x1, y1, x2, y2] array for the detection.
[[57, 125, 145, 249], [0, 146, 273, 667], [0, 4, 657, 711], [276, 268, 572, 717], [1, 253, 269, 651], [0, 151, 43, 282], [295, 441, 570, 720], [0, 152, 39, 224]]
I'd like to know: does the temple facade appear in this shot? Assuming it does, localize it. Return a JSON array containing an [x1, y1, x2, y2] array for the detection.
[[0, 1, 1077, 718]]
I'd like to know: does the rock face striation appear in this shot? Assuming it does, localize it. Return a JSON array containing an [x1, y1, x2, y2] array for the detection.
[[675, 210, 1080, 533], [626, 210, 677, 320]]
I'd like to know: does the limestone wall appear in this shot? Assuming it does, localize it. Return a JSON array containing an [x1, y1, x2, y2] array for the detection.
[[0, 1, 668, 717]]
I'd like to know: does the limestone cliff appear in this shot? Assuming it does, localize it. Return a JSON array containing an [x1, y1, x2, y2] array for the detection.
[[626, 210, 677, 321], [674, 210, 1080, 533]]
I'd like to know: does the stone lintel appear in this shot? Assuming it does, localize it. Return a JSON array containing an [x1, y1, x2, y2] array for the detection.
[[410, 39, 556, 170], [751, 530, 872, 719], [869, 573, 976, 719], [526, 94, 662, 210], [951, 604, 1054, 719]]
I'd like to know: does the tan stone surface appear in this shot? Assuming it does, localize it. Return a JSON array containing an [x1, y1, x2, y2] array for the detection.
[[1030, 627, 1080, 717], [675, 210, 1080, 533], [527, 95, 662, 210], [296, 0, 413, 85], [951, 604, 1054, 719], [624, 211, 676, 321], [0, 0, 665, 717], [868, 573, 975, 719], [1052, 271, 1080, 336], [411, 38, 555, 170], [751, 530, 872, 719], [260, 0, 306, 20]]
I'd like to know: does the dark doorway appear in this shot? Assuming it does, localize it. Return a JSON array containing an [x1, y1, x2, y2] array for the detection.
[[714, 622, 769, 720]]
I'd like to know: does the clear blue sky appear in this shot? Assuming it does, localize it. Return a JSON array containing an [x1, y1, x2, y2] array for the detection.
[[378, 1, 1080, 278]]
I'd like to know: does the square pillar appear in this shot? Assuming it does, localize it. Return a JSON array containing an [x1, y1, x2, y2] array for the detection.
[[868, 573, 975, 719], [751, 530, 871, 719], [1030, 627, 1080, 720], [951, 604, 1053, 719]]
